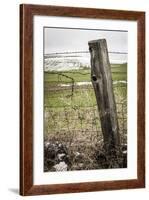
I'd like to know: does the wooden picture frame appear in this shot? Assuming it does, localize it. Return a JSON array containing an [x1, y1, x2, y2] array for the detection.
[[20, 4, 145, 196]]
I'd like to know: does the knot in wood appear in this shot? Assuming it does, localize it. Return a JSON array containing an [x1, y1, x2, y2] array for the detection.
[[92, 75, 97, 81]]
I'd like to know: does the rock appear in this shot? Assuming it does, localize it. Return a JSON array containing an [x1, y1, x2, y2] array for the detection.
[[53, 161, 68, 171], [45, 141, 50, 148], [44, 140, 69, 171], [57, 153, 66, 161]]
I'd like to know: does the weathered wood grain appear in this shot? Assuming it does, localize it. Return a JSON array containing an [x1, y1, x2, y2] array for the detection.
[[88, 39, 120, 153]]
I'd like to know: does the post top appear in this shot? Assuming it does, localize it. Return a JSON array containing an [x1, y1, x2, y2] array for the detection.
[[88, 38, 106, 45]]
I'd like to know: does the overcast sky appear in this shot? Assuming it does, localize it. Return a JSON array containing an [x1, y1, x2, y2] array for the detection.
[[44, 27, 128, 63]]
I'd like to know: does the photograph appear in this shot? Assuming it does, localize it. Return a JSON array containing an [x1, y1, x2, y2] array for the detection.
[[20, 4, 145, 195], [44, 27, 127, 172]]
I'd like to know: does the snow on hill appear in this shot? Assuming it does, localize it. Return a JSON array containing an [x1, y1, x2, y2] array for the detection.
[[44, 56, 90, 71], [44, 53, 127, 72]]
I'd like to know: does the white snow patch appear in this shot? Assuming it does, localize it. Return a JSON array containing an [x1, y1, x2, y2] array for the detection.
[[113, 80, 127, 84], [59, 80, 127, 87]]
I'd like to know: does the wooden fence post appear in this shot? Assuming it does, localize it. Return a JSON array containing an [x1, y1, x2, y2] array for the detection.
[[88, 39, 120, 154]]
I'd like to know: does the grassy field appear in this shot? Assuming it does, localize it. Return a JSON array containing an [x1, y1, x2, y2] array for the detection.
[[44, 63, 127, 108], [44, 63, 127, 85], [44, 63, 127, 171]]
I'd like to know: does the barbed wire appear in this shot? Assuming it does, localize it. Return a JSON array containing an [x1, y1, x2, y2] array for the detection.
[[44, 50, 127, 146], [45, 81, 127, 143], [44, 50, 128, 58]]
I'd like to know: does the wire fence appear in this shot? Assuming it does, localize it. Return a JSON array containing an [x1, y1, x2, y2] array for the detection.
[[44, 51, 127, 147]]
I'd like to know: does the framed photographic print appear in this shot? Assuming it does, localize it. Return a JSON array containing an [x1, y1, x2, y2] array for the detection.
[[20, 4, 145, 196]]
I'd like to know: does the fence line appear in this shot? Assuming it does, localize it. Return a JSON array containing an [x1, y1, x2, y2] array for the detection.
[[45, 50, 128, 58], [44, 50, 127, 142], [44, 48, 127, 171]]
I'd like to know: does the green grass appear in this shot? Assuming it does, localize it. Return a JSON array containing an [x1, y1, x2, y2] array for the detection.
[[44, 63, 127, 107], [44, 63, 127, 138], [44, 69, 90, 84], [111, 63, 127, 81], [44, 63, 127, 85], [45, 87, 96, 107], [111, 63, 127, 73]]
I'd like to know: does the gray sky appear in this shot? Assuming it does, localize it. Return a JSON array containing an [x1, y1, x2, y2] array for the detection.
[[44, 27, 127, 63]]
